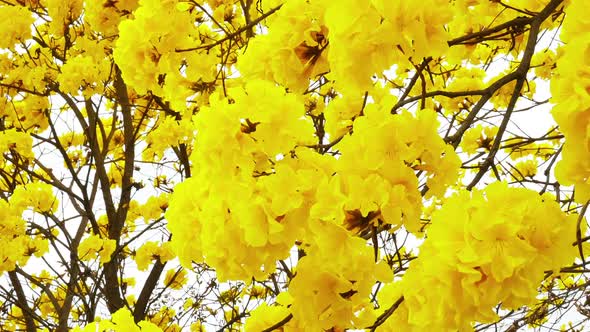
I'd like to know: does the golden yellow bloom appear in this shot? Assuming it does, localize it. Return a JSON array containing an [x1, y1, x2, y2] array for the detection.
[[78, 234, 116, 264], [163, 268, 188, 290], [0, 5, 33, 49]]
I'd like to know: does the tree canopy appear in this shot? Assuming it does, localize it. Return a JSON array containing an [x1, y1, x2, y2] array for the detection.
[[0, 0, 588, 331]]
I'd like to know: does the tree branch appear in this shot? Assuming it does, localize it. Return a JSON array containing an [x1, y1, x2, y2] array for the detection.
[[8, 271, 37, 332], [466, 0, 564, 190]]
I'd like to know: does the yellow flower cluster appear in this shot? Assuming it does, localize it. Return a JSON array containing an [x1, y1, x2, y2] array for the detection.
[[244, 302, 293, 331], [322, 93, 366, 138], [114, 0, 218, 109], [11, 182, 57, 214], [334, 106, 460, 229], [57, 55, 111, 97], [439, 67, 486, 115], [78, 234, 116, 264], [461, 125, 498, 155], [134, 241, 174, 271], [287, 222, 392, 330], [551, 1, 590, 201], [0, 5, 33, 49], [513, 159, 538, 180], [166, 80, 460, 328], [148, 306, 180, 331], [446, 0, 562, 65], [163, 268, 188, 290], [138, 194, 169, 222], [327, 0, 451, 93], [73, 308, 162, 332], [143, 117, 194, 160], [238, 0, 328, 92], [8, 95, 50, 132], [114, 0, 191, 93], [0, 183, 56, 274], [532, 49, 557, 80], [378, 183, 576, 331], [0, 52, 54, 113], [45, 0, 83, 36], [239, 0, 453, 94], [166, 80, 316, 281], [84, 0, 139, 36], [0, 129, 34, 165]]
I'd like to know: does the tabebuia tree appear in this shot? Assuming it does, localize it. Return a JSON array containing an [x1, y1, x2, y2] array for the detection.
[[1, 0, 589, 331]]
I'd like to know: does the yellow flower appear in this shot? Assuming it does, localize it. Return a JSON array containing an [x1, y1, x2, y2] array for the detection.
[[11, 182, 58, 213], [97, 307, 163, 331], [163, 268, 188, 290], [134, 241, 159, 271], [57, 55, 110, 96], [190, 321, 207, 332], [244, 303, 292, 331], [394, 183, 577, 330], [461, 125, 498, 154], [237, 0, 328, 92], [0, 5, 33, 49], [513, 159, 538, 180], [78, 234, 116, 264]]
